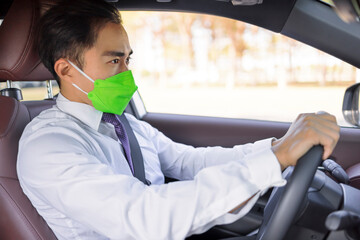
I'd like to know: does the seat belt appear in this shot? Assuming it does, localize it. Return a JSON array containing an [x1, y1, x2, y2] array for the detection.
[[118, 114, 150, 186]]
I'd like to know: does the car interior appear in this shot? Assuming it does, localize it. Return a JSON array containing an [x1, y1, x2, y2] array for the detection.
[[0, 0, 360, 239]]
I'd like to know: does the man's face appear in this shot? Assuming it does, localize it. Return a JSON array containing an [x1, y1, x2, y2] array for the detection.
[[66, 22, 132, 106]]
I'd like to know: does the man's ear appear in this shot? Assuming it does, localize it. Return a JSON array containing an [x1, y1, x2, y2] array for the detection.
[[54, 58, 73, 84]]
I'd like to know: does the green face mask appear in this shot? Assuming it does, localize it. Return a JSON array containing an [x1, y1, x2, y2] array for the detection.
[[68, 60, 138, 115]]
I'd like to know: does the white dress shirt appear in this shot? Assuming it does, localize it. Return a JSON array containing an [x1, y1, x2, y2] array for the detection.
[[17, 93, 286, 240]]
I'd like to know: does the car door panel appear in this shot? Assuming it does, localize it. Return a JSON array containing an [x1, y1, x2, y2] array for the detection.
[[142, 113, 289, 148], [142, 112, 360, 172]]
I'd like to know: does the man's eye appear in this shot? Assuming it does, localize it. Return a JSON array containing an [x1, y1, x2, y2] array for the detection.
[[126, 57, 132, 65], [111, 59, 120, 64]]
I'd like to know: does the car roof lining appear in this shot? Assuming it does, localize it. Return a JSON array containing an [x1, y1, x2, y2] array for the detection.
[[282, 0, 360, 68], [114, 0, 297, 32], [0, 0, 297, 30]]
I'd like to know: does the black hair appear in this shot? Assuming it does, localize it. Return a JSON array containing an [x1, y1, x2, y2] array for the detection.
[[37, 0, 122, 86]]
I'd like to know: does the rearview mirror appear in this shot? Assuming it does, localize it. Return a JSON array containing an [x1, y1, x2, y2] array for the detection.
[[343, 83, 360, 127]]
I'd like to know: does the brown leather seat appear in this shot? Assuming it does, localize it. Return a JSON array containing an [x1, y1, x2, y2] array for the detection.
[[0, 0, 57, 239]]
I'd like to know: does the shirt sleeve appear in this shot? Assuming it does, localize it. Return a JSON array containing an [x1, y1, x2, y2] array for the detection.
[[126, 114, 280, 181], [18, 126, 285, 240]]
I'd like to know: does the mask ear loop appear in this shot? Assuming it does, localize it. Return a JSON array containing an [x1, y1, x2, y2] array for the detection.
[[67, 60, 95, 83], [67, 60, 95, 96], [72, 83, 89, 95]]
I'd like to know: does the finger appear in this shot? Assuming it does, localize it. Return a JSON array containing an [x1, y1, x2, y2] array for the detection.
[[314, 123, 340, 143], [315, 111, 338, 123], [313, 115, 340, 133], [311, 128, 339, 159], [300, 118, 339, 159], [299, 112, 335, 124], [323, 143, 336, 160], [300, 113, 339, 132]]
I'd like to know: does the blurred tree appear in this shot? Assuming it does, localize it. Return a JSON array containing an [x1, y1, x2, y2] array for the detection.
[[174, 13, 197, 69], [214, 18, 247, 87], [122, 11, 356, 88], [199, 16, 247, 87]]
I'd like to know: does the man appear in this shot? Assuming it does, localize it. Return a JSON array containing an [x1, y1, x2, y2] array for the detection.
[[17, 0, 340, 239]]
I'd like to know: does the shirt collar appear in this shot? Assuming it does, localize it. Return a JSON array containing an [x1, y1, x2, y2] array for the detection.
[[56, 93, 103, 131]]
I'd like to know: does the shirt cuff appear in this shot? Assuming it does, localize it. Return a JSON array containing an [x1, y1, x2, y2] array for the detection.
[[210, 190, 262, 224], [244, 147, 286, 191], [226, 147, 286, 218], [251, 137, 276, 152]]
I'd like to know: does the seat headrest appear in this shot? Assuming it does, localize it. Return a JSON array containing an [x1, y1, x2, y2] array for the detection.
[[0, 0, 53, 82]]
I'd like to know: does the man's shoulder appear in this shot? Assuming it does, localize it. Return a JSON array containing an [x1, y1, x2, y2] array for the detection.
[[26, 106, 84, 131], [17, 106, 94, 172], [20, 106, 91, 147]]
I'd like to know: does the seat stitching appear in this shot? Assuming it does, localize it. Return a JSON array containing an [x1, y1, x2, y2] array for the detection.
[[0, 70, 16, 79], [12, 0, 37, 73]]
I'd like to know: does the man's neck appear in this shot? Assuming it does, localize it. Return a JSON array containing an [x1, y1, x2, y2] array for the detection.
[[60, 87, 92, 106]]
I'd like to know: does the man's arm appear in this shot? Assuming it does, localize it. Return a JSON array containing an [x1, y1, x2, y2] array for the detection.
[[227, 112, 340, 214], [18, 127, 285, 239], [126, 113, 278, 181]]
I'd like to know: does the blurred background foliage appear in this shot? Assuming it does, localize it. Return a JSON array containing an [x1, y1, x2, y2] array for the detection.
[[122, 11, 357, 89]]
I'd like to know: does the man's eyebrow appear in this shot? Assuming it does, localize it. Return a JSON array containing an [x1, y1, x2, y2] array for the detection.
[[102, 50, 133, 57]]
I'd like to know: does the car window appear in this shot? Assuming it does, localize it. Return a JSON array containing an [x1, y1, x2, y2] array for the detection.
[[0, 80, 59, 100], [122, 11, 356, 127]]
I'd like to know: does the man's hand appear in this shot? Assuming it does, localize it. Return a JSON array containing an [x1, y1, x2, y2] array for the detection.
[[271, 112, 340, 170]]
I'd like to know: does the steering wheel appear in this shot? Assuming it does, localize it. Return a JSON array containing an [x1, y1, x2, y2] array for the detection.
[[256, 145, 324, 240]]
